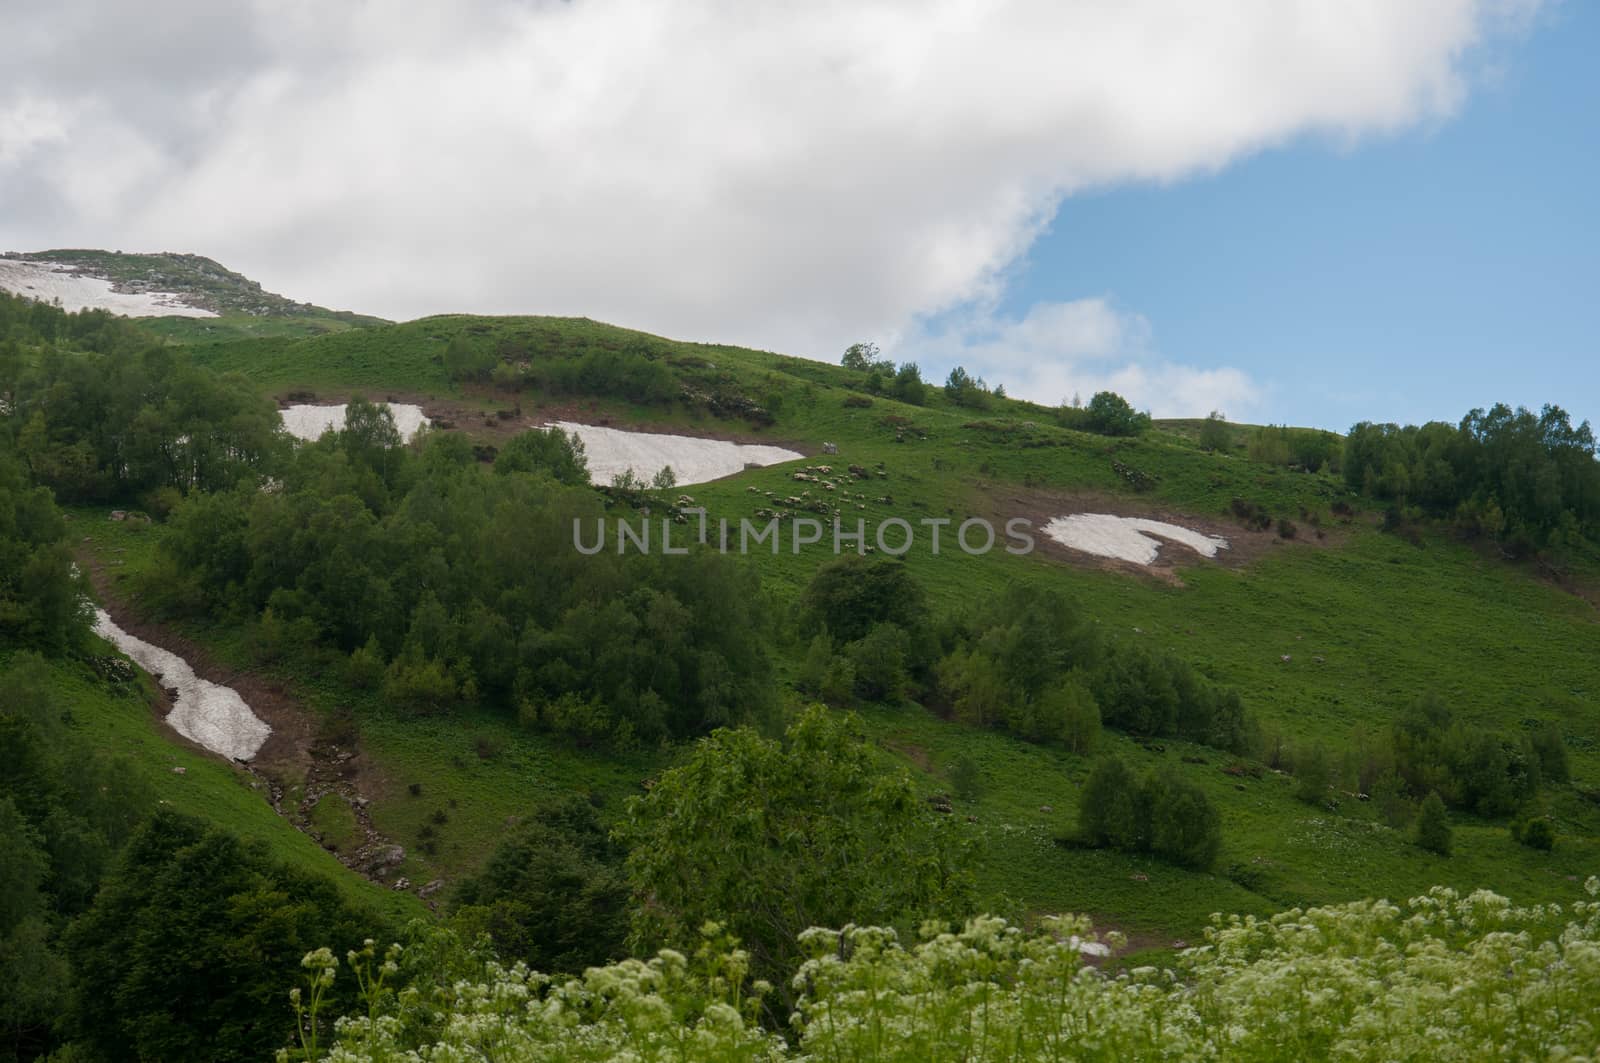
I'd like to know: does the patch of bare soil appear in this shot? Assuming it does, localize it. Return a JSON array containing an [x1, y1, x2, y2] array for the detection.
[[78, 547, 437, 901], [884, 739, 933, 772], [272, 386, 814, 455]]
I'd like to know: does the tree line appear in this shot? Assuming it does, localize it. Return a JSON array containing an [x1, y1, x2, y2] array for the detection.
[[1343, 403, 1599, 555]]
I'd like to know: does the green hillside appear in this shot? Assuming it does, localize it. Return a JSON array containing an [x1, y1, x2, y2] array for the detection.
[[139, 310, 1600, 924], [4, 288, 1598, 1059]]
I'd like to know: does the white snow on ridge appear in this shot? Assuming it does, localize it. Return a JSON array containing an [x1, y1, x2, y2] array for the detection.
[[1043, 513, 1229, 565], [279, 403, 431, 442], [549, 420, 804, 486], [0, 259, 217, 318], [93, 609, 271, 762]]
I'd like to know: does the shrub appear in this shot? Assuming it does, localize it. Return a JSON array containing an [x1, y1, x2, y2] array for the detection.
[[443, 332, 496, 381], [802, 556, 926, 644], [1415, 792, 1452, 855], [1084, 391, 1150, 437], [1293, 743, 1333, 805], [847, 623, 910, 702], [494, 427, 589, 486], [1080, 759, 1222, 869], [490, 361, 523, 391], [1370, 771, 1414, 829], [345, 634, 385, 689], [1514, 813, 1556, 851], [255, 605, 318, 664], [381, 650, 458, 714], [1198, 411, 1230, 452], [1078, 757, 1143, 850], [1230, 497, 1273, 531], [1529, 723, 1570, 784], [139, 485, 184, 521], [891, 363, 927, 406], [1143, 774, 1222, 870], [616, 707, 974, 990], [944, 366, 988, 409], [452, 796, 629, 975]]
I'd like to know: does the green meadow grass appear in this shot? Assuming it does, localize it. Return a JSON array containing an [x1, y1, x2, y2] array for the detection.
[[83, 313, 1600, 940], [3, 648, 419, 924]]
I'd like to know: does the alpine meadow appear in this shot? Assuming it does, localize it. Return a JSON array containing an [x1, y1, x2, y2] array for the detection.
[[4, 3, 1600, 1060]]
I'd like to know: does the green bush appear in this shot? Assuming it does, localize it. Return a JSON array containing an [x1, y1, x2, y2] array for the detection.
[[1415, 792, 1452, 856], [345, 635, 386, 688], [1079, 758, 1222, 869], [616, 707, 974, 989], [452, 797, 629, 974], [1143, 773, 1223, 870], [1198, 411, 1231, 452], [1084, 391, 1150, 436], [1078, 757, 1143, 851]]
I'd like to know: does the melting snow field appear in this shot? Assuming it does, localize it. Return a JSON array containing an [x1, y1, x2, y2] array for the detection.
[[1043, 514, 1229, 565], [549, 421, 803, 486], [0, 259, 217, 317], [93, 609, 271, 761], [279, 403, 431, 442]]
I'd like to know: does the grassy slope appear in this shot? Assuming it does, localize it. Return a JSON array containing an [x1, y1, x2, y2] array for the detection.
[[72, 515, 422, 921], [4, 647, 419, 924], [12, 249, 387, 338], [119, 314, 1600, 940], [82, 510, 661, 894]]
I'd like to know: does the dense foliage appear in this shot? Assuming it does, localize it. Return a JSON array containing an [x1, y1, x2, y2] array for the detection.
[[0, 456, 91, 654], [68, 809, 380, 1062], [0, 649, 384, 1062], [1344, 403, 1600, 554], [300, 879, 1600, 1061], [451, 796, 629, 975], [0, 654, 149, 1058], [1248, 423, 1342, 471], [147, 416, 775, 742], [615, 707, 975, 991], [1057, 391, 1151, 437], [1078, 756, 1223, 869], [935, 584, 1252, 754], [3, 294, 282, 507]]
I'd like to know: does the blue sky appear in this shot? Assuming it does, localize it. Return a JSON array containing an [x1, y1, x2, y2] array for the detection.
[[989, 4, 1596, 432]]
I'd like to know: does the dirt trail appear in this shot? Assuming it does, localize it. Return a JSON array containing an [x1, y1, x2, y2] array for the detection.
[[78, 550, 433, 900]]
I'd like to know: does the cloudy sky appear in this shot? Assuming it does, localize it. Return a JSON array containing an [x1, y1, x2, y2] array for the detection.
[[2, 0, 1591, 427]]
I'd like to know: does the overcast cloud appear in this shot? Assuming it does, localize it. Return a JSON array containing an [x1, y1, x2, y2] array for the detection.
[[0, 0, 1537, 415]]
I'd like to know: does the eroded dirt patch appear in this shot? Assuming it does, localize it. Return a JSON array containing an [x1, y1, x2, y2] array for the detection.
[[78, 550, 433, 899], [980, 486, 1339, 583]]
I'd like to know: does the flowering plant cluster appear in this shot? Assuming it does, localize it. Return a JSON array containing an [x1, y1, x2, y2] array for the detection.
[[292, 878, 1600, 1061]]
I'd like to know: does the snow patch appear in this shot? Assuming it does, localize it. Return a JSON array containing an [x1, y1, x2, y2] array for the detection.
[[0, 259, 217, 317], [1043, 513, 1229, 565], [92, 609, 271, 761], [548, 421, 803, 486], [279, 403, 431, 442]]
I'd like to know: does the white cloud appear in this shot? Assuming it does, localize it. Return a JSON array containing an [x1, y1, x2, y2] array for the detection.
[[1, 0, 1532, 385], [900, 297, 1261, 418]]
